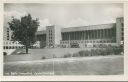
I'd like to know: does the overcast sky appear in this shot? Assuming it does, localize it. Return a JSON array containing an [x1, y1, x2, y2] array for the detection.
[[4, 3, 123, 31]]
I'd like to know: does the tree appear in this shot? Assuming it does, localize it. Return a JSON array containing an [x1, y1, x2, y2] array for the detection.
[[8, 14, 39, 54]]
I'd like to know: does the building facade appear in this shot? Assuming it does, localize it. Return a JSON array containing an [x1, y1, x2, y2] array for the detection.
[[36, 17, 124, 48], [4, 17, 124, 49]]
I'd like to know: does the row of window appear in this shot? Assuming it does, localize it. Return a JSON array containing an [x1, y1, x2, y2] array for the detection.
[[4, 41, 40, 46], [6, 28, 10, 40], [49, 37, 52, 40], [48, 29, 53, 43], [3, 46, 40, 49], [49, 30, 52, 33], [49, 40, 53, 43], [61, 44, 114, 48], [4, 42, 21, 45], [4, 46, 24, 49], [60, 40, 116, 44]]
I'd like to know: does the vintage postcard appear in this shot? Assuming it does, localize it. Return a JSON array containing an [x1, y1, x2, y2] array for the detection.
[[0, 0, 128, 81]]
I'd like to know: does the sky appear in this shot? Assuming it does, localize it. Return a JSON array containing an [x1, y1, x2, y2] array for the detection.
[[4, 3, 123, 31]]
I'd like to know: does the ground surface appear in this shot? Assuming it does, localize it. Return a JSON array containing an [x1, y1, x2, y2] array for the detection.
[[4, 48, 104, 62], [4, 55, 124, 75]]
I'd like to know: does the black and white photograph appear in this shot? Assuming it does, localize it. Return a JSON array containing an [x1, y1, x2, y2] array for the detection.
[[3, 3, 124, 76]]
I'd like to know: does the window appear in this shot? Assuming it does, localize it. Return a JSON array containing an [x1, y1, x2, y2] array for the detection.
[[122, 23, 124, 27], [122, 37, 124, 40], [122, 32, 124, 36], [122, 27, 124, 31]]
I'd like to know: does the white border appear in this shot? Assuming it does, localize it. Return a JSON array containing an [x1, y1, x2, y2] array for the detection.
[[0, 0, 128, 81]]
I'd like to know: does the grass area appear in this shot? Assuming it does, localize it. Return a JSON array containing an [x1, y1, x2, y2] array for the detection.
[[4, 48, 94, 62], [4, 55, 123, 75], [4, 48, 123, 62]]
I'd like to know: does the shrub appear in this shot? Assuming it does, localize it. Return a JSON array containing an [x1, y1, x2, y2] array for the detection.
[[72, 53, 79, 57], [78, 50, 85, 57], [42, 56, 46, 59], [72, 45, 123, 57], [53, 54, 57, 58], [63, 53, 72, 58], [78, 50, 91, 57], [105, 47, 114, 55], [112, 46, 123, 55], [63, 45, 123, 58], [3, 52, 7, 56], [90, 49, 99, 56]]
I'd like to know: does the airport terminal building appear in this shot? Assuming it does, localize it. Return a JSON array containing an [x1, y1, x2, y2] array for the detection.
[[3, 17, 124, 49], [36, 17, 124, 48]]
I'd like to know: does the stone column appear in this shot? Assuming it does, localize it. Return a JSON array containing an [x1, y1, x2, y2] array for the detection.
[[103, 29, 105, 39], [95, 30, 97, 39]]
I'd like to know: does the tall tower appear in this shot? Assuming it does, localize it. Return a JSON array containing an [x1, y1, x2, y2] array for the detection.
[[46, 25, 61, 48], [116, 17, 124, 46]]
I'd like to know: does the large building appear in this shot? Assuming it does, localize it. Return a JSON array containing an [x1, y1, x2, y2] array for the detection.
[[36, 17, 124, 48], [3, 17, 124, 49]]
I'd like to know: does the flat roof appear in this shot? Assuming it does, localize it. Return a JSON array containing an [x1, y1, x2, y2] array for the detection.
[[36, 23, 116, 35], [61, 23, 116, 32]]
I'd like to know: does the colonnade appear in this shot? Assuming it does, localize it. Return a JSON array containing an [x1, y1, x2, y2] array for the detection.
[[62, 28, 116, 41]]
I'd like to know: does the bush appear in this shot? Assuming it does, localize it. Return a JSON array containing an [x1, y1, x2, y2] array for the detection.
[[63, 53, 72, 58], [78, 50, 91, 57], [105, 47, 114, 55], [112, 46, 123, 55], [72, 45, 123, 57], [72, 53, 79, 57], [78, 50, 84, 57], [90, 49, 98, 56], [53, 54, 57, 58], [42, 56, 46, 59], [3, 52, 7, 56]]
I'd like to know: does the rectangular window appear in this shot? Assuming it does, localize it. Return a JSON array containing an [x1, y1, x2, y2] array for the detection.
[[122, 37, 124, 40]]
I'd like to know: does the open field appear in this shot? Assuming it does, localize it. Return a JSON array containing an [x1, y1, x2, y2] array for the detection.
[[4, 55, 123, 75]]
